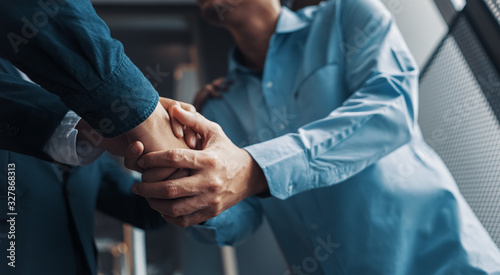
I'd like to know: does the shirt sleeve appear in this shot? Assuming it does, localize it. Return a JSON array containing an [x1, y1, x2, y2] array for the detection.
[[0, 0, 159, 138], [245, 0, 419, 200], [187, 197, 263, 246], [0, 70, 68, 162], [43, 110, 104, 166]]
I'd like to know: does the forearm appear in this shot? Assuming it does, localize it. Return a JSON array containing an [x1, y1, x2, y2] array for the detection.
[[0, 0, 158, 137], [77, 102, 189, 159], [245, 87, 414, 199], [124, 102, 189, 153]]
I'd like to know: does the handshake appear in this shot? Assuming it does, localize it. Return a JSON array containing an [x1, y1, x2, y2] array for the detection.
[[79, 97, 268, 227]]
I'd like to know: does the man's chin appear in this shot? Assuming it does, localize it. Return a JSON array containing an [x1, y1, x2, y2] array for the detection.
[[199, 4, 226, 26]]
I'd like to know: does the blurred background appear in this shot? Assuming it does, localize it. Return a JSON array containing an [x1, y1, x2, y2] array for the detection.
[[89, 0, 500, 274]]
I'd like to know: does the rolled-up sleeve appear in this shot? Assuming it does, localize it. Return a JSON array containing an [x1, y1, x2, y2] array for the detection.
[[0, 0, 159, 137], [245, 0, 419, 200]]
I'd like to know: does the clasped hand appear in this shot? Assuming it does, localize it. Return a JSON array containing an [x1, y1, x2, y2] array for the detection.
[[125, 106, 268, 227]]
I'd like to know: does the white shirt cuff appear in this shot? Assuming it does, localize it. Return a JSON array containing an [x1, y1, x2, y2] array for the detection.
[[43, 111, 104, 166]]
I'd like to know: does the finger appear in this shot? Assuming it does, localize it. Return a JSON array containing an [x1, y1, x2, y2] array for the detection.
[[160, 97, 195, 113], [184, 127, 197, 149], [172, 102, 196, 138], [179, 101, 196, 113], [171, 117, 184, 138], [193, 92, 209, 112], [147, 196, 203, 217], [132, 174, 203, 199], [170, 106, 219, 136], [139, 149, 209, 169], [195, 134, 203, 150], [142, 167, 179, 182], [208, 88, 222, 98], [212, 77, 226, 88], [124, 141, 145, 172], [161, 210, 210, 228], [159, 97, 175, 108], [168, 168, 190, 180], [220, 80, 234, 91]]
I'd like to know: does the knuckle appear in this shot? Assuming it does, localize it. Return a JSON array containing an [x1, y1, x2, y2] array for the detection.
[[194, 112, 204, 121], [185, 103, 196, 112], [166, 150, 183, 162], [211, 122, 223, 133], [170, 207, 182, 218], [163, 184, 178, 198], [206, 156, 221, 169], [209, 197, 222, 209], [207, 177, 223, 193]]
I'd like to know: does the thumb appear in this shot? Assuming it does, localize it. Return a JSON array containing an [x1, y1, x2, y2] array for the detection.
[[124, 141, 145, 172], [170, 106, 216, 136]]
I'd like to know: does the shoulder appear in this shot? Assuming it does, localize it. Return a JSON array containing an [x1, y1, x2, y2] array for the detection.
[[309, 0, 392, 27]]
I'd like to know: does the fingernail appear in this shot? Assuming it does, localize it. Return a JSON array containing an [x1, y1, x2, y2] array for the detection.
[[138, 159, 145, 168], [176, 128, 184, 138], [190, 136, 197, 148], [132, 184, 139, 194], [131, 144, 140, 153]]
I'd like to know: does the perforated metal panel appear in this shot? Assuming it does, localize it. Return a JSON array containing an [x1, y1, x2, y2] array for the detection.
[[418, 15, 500, 247], [484, 0, 500, 23]]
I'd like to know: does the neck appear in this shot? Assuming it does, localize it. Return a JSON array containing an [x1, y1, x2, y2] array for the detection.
[[228, 5, 281, 71]]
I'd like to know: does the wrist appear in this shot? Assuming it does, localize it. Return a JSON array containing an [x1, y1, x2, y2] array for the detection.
[[243, 149, 268, 197]]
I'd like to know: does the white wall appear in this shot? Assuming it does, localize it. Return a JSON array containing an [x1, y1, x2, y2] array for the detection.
[[381, 0, 448, 67]]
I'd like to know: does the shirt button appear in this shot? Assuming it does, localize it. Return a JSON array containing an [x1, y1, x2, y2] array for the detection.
[[279, 123, 286, 130], [7, 126, 19, 136], [265, 81, 274, 88]]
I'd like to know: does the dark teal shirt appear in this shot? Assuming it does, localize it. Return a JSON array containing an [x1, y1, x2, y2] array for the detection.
[[0, 0, 159, 137]]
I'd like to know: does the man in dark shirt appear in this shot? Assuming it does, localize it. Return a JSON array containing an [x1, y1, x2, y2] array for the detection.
[[0, 0, 191, 162]]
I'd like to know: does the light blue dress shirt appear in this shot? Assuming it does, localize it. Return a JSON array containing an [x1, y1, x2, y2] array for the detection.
[[190, 1, 500, 274]]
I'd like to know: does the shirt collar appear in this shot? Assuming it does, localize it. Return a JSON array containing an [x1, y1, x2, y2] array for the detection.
[[227, 6, 310, 74], [275, 6, 310, 34]]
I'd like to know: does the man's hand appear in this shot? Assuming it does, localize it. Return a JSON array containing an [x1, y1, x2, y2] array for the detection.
[[76, 97, 198, 161], [126, 106, 268, 227], [192, 77, 231, 112]]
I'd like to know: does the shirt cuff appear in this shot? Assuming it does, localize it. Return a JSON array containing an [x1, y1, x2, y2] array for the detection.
[[62, 56, 160, 138], [244, 134, 311, 200], [43, 111, 104, 166]]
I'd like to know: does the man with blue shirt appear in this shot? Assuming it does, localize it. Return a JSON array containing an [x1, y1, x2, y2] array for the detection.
[[128, 0, 500, 273]]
